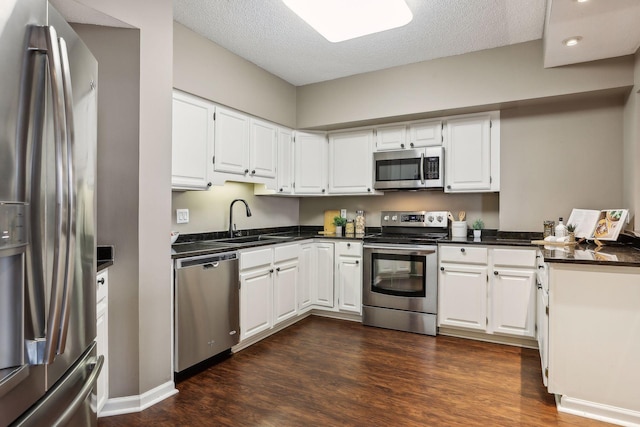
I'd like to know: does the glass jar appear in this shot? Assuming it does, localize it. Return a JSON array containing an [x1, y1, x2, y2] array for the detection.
[[543, 220, 555, 239], [345, 220, 355, 235], [355, 210, 365, 235]]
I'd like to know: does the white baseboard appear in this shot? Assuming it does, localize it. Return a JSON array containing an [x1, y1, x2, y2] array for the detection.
[[99, 380, 178, 418], [556, 394, 640, 427]]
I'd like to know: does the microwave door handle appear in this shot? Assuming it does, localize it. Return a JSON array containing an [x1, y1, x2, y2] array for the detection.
[[56, 35, 76, 355], [420, 152, 425, 184]]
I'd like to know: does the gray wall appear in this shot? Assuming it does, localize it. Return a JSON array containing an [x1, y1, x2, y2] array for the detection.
[[623, 50, 640, 231], [72, 24, 141, 398], [172, 182, 299, 234], [296, 40, 634, 129], [173, 22, 296, 128], [71, 0, 174, 398]]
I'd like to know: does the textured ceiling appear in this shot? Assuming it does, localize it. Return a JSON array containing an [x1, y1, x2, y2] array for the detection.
[[173, 0, 547, 86]]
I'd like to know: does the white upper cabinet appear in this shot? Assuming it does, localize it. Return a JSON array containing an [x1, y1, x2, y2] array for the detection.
[[249, 118, 277, 179], [375, 120, 442, 151], [213, 106, 278, 188], [328, 129, 374, 194], [375, 125, 407, 151], [294, 131, 328, 194], [444, 112, 500, 193], [171, 90, 215, 190], [276, 127, 294, 194], [213, 106, 250, 175]]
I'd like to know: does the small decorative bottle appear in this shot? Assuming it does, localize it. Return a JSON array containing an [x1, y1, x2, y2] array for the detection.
[[355, 210, 365, 236], [555, 217, 567, 238]]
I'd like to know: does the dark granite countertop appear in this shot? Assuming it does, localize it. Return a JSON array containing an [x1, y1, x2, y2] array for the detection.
[[97, 245, 114, 272], [171, 226, 640, 267]]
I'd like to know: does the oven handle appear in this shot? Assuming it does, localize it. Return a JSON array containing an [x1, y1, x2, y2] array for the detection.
[[363, 243, 437, 253]]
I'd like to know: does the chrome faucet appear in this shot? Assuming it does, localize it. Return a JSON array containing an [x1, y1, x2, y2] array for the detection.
[[229, 199, 252, 237]]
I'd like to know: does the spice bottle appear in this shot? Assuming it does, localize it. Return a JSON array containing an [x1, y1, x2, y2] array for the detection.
[[355, 210, 365, 235], [555, 217, 567, 238]]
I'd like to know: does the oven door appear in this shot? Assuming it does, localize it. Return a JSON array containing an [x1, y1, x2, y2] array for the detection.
[[363, 244, 437, 314]]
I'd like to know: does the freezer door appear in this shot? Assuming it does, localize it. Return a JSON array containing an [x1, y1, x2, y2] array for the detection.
[[11, 342, 103, 427]]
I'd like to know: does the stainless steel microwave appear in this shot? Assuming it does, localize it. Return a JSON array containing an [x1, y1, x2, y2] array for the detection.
[[373, 146, 444, 190]]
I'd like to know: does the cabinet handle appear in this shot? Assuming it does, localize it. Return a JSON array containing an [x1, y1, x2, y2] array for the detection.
[[244, 169, 249, 174], [494, 271, 499, 276], [538, 265, 544, 269], [207, 182, 212, 187], [276, 267, 281, 272], [440, 266, 444, 271], [322, 189, 326, 193], [400, 143, 405, 148], [355, 260, 359, 265], [279, 188, 283, 192], [447, 185, 451, 189], [251, 170, 256, 175], [460, 248, 465, 253], [410, 142, 414, 147], [367, 188, 371, 192], [347, 243, 351, 248], [97, 277, 105, 285], [269, 268, 274, 273]]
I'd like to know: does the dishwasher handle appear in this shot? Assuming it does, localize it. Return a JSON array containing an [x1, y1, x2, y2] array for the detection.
[[176, 251, 238, 269]]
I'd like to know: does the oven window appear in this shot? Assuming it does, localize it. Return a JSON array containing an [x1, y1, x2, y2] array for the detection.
[[376, 158, 420, 182], [371, 253, 426, 297]]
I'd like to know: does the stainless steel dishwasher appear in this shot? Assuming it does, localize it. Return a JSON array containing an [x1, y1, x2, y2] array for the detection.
[[174, 251, 239, 373]]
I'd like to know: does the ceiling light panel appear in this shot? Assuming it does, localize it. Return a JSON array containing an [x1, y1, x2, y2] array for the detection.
[[282, 0, 413, 43]]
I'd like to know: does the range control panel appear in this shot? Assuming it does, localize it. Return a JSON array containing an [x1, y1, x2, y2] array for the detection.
[[381, 211, 449, 228]]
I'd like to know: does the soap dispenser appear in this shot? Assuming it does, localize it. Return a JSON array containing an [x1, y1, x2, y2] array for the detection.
[[555, 217, 567, 238]]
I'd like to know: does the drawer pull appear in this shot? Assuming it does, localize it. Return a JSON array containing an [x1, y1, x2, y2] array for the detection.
[[460, 248, 465, 253], [494, 271, 499, 276], [440, 267, 444, 271], [97, 277, 105, 285]]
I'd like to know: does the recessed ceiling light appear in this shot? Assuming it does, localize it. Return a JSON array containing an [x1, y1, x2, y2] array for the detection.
[[282, 0, 413, 43], [563, 36, 582, 47]]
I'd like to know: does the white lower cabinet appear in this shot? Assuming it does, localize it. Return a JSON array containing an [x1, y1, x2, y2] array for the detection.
[[438, 264, 488, 331], [298, 241, 335, 310], [438, 245, 536, 340], [239, 244, 300, 342], [96, 269, 109, 415], [335, 242, 362, 314]]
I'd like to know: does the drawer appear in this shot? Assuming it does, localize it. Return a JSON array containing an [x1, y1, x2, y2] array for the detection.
[[96, 270, 108, 303], [335, 241, 362, 257], [240, 247, 273, 270], [274, 243, 300, 263], [492, 248, 536, 268], [439, 245, 488, 264]]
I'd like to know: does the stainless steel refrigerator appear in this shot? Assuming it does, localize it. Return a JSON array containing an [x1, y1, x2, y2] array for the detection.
[[0, 0, 102, 425]]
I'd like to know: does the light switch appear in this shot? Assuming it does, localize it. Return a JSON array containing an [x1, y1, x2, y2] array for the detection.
[[176, 209, 189, 224]]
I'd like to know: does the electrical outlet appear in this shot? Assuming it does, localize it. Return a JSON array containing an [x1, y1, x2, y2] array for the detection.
[[176, 209, 189, 224], [340, 209, 347, 218]]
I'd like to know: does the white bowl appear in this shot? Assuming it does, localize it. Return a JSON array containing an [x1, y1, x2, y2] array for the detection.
[[170, 231, 180, 245]]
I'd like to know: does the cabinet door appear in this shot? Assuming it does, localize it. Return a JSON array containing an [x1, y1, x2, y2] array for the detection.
[[240, 268, 273, 341], [96, 300, 108, 414], [171, 91, 214, 190], [249, 118, 277, 179], [438, 264, 488, 331], [328, 130, 374, 194], [273, 260, 298, 325], [410, 120, 442, 147], [490, 268, 536, 338], [214, 106, 250, 175], [444, 114, 492, 192], [537, 285, 549, 387], [294, 131, 327, 194], [298, 244, 314, 312], [277, 128, 294, 194], [375, 125, 406, 151], [314, 243, 335, 307], [336, 255, 362, 314]]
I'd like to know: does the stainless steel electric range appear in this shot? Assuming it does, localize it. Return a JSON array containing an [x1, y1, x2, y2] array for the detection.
[[362, 211, 449, 336]]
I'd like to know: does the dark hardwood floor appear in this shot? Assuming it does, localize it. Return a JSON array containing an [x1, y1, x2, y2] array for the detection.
[[99, 316, 608, 426]]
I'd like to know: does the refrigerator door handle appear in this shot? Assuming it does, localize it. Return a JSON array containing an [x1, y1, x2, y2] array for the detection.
[[56, 356, 103, 426], [27, 24, 69, 365], [56, 35, 76, 355]]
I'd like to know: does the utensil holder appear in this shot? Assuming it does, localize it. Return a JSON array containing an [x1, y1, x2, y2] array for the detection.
[[451, 221, 467, 238]]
